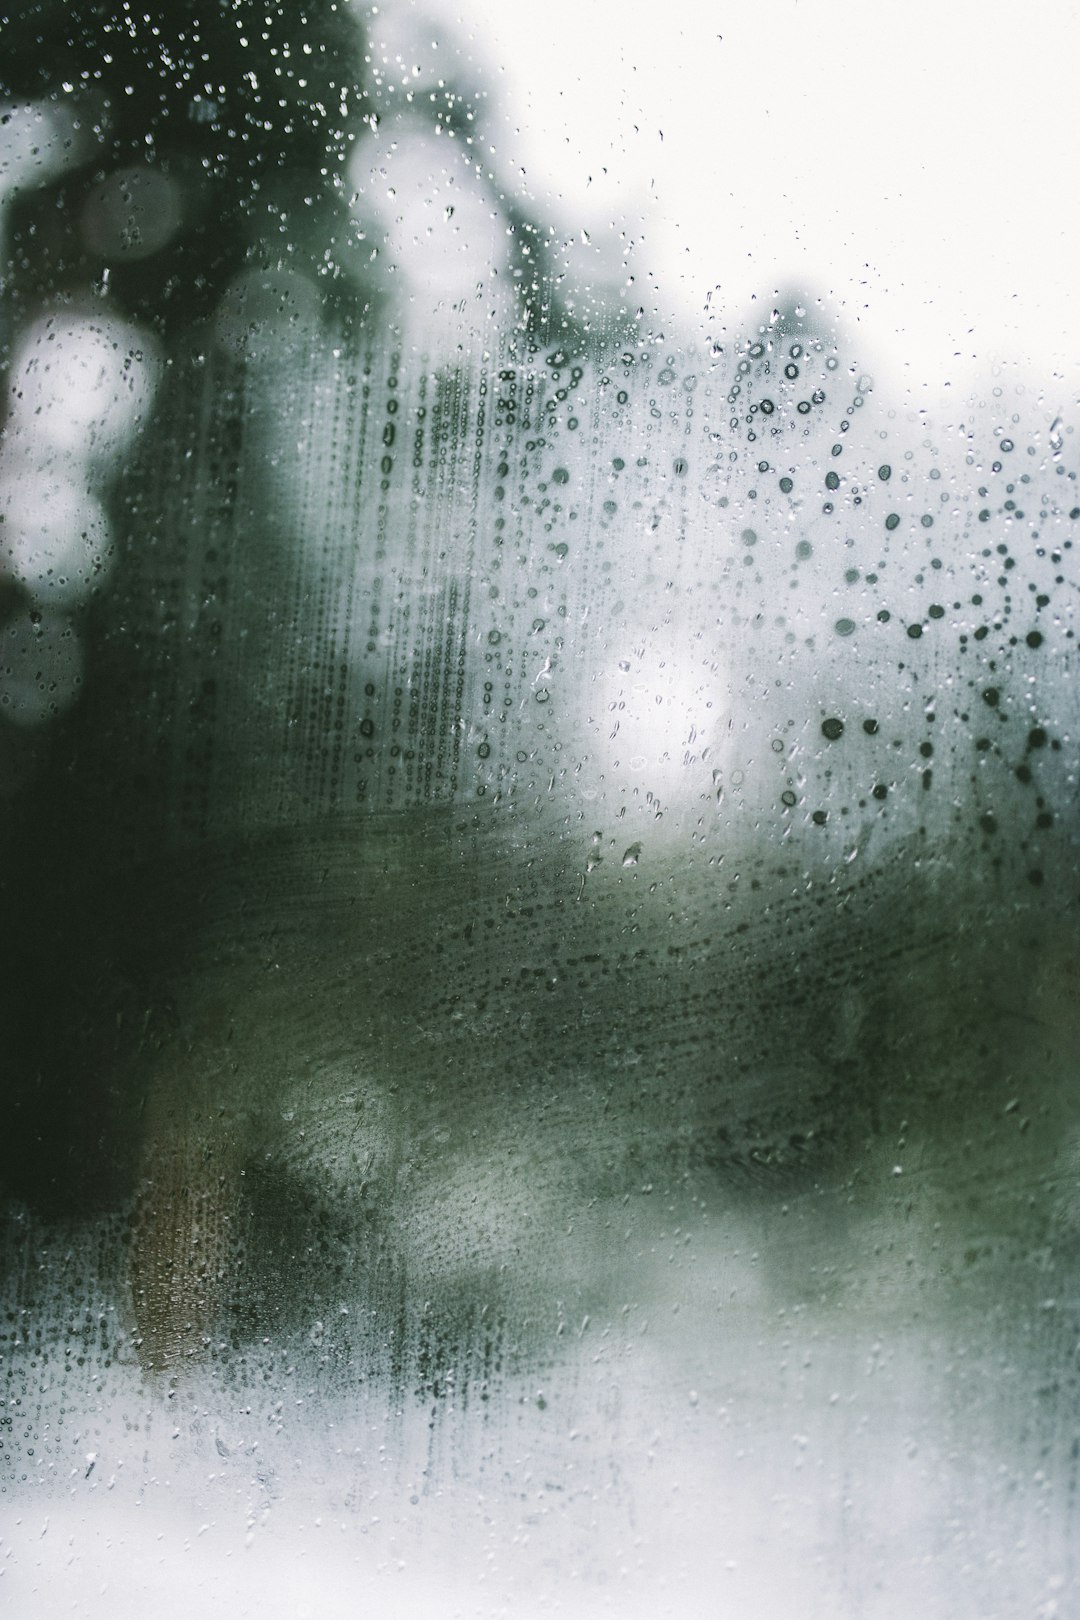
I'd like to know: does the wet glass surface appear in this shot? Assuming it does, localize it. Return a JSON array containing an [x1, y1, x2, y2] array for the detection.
[[1, 5, 1078, 1616]]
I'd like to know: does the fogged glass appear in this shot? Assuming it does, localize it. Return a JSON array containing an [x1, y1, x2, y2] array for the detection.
[[2, 6, 1077, 1617]]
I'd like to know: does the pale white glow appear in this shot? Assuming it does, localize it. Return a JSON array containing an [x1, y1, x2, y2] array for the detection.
[[7, 315, 161, 459], [349, 116, 515, 354], [416, 0, 1079, 395], [0, 101, 77, 195], [0, 464, 111, 603], [350, 123, 509, 299], [590, 641, 716, 793], [0, 98, 93, 274]]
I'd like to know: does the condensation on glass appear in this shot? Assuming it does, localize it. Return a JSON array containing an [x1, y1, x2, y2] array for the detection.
[[1, 5, 1077, 1618]]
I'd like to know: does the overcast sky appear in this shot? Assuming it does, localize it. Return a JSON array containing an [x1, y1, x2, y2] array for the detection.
[[406, 0, 1078, 403]]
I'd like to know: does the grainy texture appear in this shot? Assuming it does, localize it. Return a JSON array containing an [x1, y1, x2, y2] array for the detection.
[[1, 6, 1078, 1616]]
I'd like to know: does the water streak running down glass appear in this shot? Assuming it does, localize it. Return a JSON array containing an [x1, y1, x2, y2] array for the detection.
[[1, 4, 1078, 1617]]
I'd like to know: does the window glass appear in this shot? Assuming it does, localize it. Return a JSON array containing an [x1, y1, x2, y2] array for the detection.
[[2, 5, 1077, 1616]]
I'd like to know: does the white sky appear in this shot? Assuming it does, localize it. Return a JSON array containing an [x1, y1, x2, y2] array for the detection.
[[411, 0, 1079, 401]]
